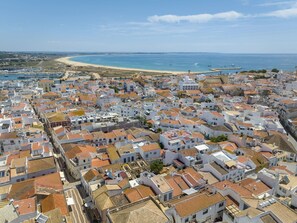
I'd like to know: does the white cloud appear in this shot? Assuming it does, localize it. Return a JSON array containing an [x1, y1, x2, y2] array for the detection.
[[147, 3, 297, 24], [257, 1, 296, 7], [148, 11, 244, 23], [264, 4, 297, 17]]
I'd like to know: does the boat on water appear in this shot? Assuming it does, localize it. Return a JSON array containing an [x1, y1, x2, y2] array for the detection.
[[4, 75, 8, 77], [17, 76, 26, 79]]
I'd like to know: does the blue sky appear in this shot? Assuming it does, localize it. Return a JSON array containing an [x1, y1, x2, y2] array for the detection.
[[1, 0, 297, 53]]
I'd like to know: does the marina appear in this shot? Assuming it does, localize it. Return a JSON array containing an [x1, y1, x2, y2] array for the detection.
[[0, 73, 63, 80]]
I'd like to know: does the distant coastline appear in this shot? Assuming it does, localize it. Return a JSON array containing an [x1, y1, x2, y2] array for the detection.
[[56, 56, 212, 74], [56, 53, 297, 74], [56, 56, 182, 74]]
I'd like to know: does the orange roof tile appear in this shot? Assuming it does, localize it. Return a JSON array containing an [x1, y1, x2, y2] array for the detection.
[[140, 143, 161, 152], [13, 197, 36, 215], [91, 158, 110, 168], [41, 193, 69, 216]]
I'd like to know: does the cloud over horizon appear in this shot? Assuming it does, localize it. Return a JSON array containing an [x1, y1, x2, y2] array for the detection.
[[148, 3, 297, 23], [148, 11, 244, 23], [264, 3, 297, 18]]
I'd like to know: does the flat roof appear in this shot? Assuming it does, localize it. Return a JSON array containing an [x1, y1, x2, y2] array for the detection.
[[212, 151, 231, 162], [151, 175, 172, 193], [195, 144, 209, 151]]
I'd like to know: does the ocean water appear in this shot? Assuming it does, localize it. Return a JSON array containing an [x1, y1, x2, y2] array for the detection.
[[70, 53, 297, 73]]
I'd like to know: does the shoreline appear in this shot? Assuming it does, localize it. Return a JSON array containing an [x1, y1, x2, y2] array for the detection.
[[56, 56, 211, 74]]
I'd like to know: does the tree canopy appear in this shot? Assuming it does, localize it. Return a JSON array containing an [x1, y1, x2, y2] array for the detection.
[[150, 160, 163, 174]]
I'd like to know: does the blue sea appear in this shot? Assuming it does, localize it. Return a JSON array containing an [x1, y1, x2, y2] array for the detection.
[[70, 53, 297, 73]]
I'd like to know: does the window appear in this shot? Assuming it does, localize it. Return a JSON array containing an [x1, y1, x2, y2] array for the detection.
[[185, 218, 189, 223], [219, 202, 224, 208], [203, 209, 208, 215], [192, 214, 196, 219]]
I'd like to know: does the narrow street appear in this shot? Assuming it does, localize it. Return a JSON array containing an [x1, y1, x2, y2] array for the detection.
[[65, 187, 89, 223]]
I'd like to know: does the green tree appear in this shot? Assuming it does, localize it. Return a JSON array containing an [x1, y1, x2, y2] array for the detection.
[[157, 128, 162, 133], [150, 160, 164, 174], [210, 134, 228, 143], [271, 68, 279, 73]]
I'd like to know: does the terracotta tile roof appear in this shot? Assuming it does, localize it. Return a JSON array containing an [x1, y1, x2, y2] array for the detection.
[[170, 192, 225, 218], [64, 144, 96, 160], [164, 176, 183, 197], [108, 198, 169, 223], [8, 179, 35, 200], [140, 143, 161, 152], [160, 119, 180, 126], [41, 193, 69, 216], [124, 185, 155, 203], [113, 129, 127, 138], [106, 145, 120, 161], [237, 156, 249, 163], [183, 167, 203, 181], [53, 126, 66, 135], [124, 188, 142, 202], [10, 157, 26, 168], [213, 180, 253, 198], [6, 154, 20, 165], [13, 197, 36, 215], [240, 178, 271, 195], [118, 178, 129, 189], [173, 175, 190, 190], [0, 132, 18, 139], [31, 142, 42, 151], [27, 157, 56, 174], [265, 131, 295, 153], [83, 169, 101, 183], [260, 151, 274, 159], [20, 150, 31, 158]]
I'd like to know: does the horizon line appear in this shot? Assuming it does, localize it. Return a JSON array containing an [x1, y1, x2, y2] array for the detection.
[[1, 50, 297, 55]]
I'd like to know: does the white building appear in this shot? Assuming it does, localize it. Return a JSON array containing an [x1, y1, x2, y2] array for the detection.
[[178, 76, 199, 91], [140, 171, 173, 202], [160, 130, 204, 152], [165, 192, 226, 223]]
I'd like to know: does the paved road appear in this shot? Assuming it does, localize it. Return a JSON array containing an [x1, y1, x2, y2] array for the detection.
[[65, 188, 89, 223]]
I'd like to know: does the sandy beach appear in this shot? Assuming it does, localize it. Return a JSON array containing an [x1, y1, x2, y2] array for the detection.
[[56, 56, 187, 74]]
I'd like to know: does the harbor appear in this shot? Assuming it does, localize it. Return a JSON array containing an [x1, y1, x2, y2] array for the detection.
[[0, 72, 63, 80]]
